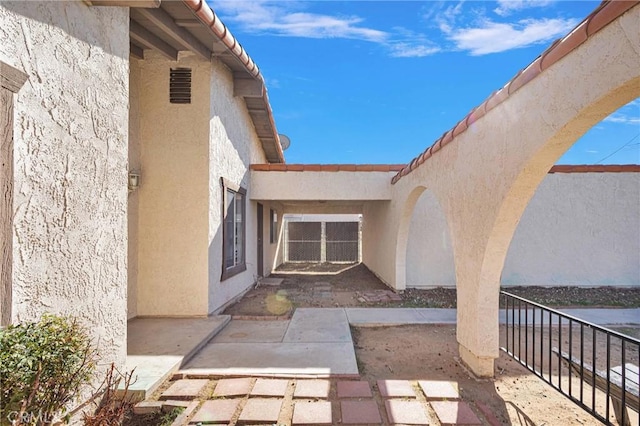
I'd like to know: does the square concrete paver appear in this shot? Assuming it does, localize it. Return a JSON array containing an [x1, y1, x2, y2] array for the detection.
[[190, 399, 240, 424], [341, 400, 382, 424], [419, 380, 459, 400], [213, 377, 253, 396], [292, 401, 333, 425], [250, 378, 289, 397], [238, 398, 283, 423], [160, 379, 208, 400], [431, 401, 482, 425], [337, 380, 372, 398], [385, 400, 430, 425], [294, 380, 331, 398], [377, 379, 416, 398]]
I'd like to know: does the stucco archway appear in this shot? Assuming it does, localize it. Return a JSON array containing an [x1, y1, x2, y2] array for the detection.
[[394, 186, 427, 290]]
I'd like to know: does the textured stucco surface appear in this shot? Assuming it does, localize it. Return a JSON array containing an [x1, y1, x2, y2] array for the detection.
[[135, 51, 209, 317], [502, 173, 640, 286], [208, 58, 268, 313], [251, 171, 394, 201], [128, 55, 141, 319], [0, 2, 129, 366], [405, 173, 640, 288]]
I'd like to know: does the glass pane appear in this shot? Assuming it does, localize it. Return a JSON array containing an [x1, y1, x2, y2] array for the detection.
[[224, 190, 235, 269], [235, 193, 244, 264]]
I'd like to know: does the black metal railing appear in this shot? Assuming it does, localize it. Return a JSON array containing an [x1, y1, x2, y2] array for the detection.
[[501, 291, 639, 426]]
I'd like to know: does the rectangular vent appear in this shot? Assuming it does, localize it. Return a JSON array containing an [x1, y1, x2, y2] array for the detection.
[[170, 68, 191, 104]]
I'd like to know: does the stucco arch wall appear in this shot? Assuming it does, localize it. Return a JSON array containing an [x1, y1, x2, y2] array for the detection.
[[378, 5, 640, 376], [405, 190, 456, 288]]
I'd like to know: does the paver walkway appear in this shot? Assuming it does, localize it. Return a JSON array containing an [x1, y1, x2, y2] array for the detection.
[[143, 376, 488, 425]]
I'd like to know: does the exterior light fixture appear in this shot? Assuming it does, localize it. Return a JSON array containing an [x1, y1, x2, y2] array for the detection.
[[128, 171, 140, 192]]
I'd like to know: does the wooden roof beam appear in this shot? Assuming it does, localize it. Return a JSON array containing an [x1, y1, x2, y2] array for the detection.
[[130, 43, 144, 59], [234, 77, 264, 98], [136, 8, 211, 61], [130, 20, 178, 60]]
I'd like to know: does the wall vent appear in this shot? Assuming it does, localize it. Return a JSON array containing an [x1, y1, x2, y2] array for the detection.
[[170, 68, 191, 104]]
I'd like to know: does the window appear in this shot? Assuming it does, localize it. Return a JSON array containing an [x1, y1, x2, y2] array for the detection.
[[221, 178, 246, 280], [270, 209, 278, 244]]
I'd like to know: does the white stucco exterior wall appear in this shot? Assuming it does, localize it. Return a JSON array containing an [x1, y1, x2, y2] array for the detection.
[[135, 51, 210, 317], [502, 172, 640, 286], [405, 173, 640, 288], [0, 2, 129, 366], [207, 58, 268, 313]]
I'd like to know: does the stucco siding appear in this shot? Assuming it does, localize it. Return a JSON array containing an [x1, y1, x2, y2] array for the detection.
[[0, 2, 129, 366], [135, 51, 210, 317], [208, 58, 268, 313], [405, 173, 640, 288], [502, 172, 640, 286]]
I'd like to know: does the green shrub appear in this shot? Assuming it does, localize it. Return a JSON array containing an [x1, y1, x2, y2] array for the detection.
[[0, 314, 98, 425]]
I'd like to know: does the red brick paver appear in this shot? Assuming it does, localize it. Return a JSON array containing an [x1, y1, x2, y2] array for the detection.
[[377, 379, 416, 398], [250, 378, 289, 396], [419, 380, 459, 400], [292, 401, 333, 425], [476, 402, 502, 426], [213, 377, 253, 396], [190, 399, 240, 424], [341, 400, 382, 424], [294, 379, 331, 398], [238, 398, 283, 423], [431, 401, 482, 425], [337, 380, 373, 398], [385, 400, 431, 425], [160, 379, 208, 400]]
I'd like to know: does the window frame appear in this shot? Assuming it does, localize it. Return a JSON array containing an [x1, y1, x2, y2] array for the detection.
[[269, 208, 278, 244], [221, 178, 247, 281]]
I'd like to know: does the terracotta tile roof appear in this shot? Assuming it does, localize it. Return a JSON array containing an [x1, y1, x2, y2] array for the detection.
[[250, 164, 405, 172], [391, 1, 639, 185], [548, 164, 640, 173]]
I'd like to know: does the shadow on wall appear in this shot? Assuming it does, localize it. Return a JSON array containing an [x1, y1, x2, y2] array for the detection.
[[404, 188, 456, 288], [2, 1, 130, 60]]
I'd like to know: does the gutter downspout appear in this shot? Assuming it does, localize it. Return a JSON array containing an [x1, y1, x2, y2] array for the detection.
[[181, 0, 285, 163]]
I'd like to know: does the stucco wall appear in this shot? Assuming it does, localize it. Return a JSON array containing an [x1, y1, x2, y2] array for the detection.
[[0, 1, 129, 366], [135, 51, 210, 317], [405, 173, 640, 288], [207, 58, 268, 313], [503, 172, 640, 286], [128, 55, 141, 319]]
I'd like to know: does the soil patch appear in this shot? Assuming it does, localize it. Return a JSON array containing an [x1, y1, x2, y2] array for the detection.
[[223, 263, 640, 317]]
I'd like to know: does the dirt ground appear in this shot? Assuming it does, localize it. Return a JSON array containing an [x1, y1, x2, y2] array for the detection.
[[353, 324, 637, 426], [223, 263, 640, 317]]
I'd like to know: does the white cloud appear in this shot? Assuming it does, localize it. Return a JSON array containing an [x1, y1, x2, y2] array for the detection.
[[604, 113, 640, 125], [446, 17, 577, 55], [494, 0, 555, 17], [213, 1, 387, 42], [389, 43, 441, 58]]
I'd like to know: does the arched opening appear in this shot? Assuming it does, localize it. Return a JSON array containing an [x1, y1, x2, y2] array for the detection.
[[394, 186, 426, 290], [405, 189, 455, 288]]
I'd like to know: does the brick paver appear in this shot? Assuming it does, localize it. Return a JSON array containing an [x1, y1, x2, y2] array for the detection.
[[419, 380, 460, 399], [159, 379, 208, 400], [292, 401, 333, 425], [341, 400, 382, 424], [337, 380, 373, 398], [431, 401, 482, 425], [476, 402, 502, 426], [377, 379, 416, 398], [213, 377, 253, 396], [190, 399, 240, 424], [385, 400, 431, 425], [294, 379, 331, 398], [238, 398, 283, 423], [250, 378, 289, 396]]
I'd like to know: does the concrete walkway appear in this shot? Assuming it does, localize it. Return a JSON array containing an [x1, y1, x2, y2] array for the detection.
[[181, 308, 358, 377]]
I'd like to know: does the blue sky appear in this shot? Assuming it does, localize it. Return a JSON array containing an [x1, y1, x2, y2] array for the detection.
[[211, 1, 639, 165]]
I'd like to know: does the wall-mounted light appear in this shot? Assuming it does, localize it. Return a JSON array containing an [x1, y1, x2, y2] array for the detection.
[[128, 171, 140, 193]]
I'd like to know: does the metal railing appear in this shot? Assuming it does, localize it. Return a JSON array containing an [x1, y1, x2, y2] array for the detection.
[[501, 291, 639, 426]]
